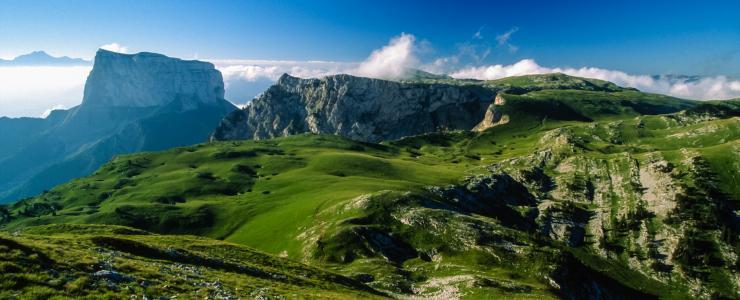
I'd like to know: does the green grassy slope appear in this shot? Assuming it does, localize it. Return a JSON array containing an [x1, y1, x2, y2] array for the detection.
[[0, 224, 382, 299], [2, 135, 469, 255], [2, 76, 738, 298]]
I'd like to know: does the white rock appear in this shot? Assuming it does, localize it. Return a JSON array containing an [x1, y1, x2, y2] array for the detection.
[[82, 49, 224, 109]]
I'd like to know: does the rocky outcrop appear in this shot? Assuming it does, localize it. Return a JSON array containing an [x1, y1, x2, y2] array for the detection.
[[473, 94, 509, 131], [211, 74, 495, 143], [82, 49, 225, 109]]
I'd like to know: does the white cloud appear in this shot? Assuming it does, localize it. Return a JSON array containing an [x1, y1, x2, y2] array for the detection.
[[207, 60, 357, 103], [212, 33, 423, 84], [495, 27, 519, 53], [421, 56, 460, 75], [0, 66, 91, 118], [212, 34, 424, 84], [214, 60, 353, 83], [450, 59, 543, 79], [354, 33, 419, 79], [40, 104, 66, 118], [214, 35, 740, 102], [3, 33, 739, 118], [219, 65, 284, 82], [210, 33, 422, 101], [664, 76, 740, 100], [100, 43, 129, 54], [473, 25, 485, 40], [449, 59, 740, 100], [496, 27, 519, 46]]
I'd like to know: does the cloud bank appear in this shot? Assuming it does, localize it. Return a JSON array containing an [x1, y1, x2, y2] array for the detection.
[[215, 60, 354, 82], [213, 60, 357, 103], [40, 104, 67, 118], [212, 34, 420, 102], [214, 33, 740, 102], [449, 59, 740, 100], [2, 33, 739, 117], [354, 33, 419, 79], [214, 33, 418, 86], [0, 66, 91, 118], [100, 43, 129, 54]]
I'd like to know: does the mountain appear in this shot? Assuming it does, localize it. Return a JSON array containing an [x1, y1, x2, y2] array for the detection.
[[83, 50, 225, 108], [211, 73, 687, 143], [3, 74, 737, 298], [0, 50, 236, 203], [211, 73, 495, 142], [0, 50, 90, 66]]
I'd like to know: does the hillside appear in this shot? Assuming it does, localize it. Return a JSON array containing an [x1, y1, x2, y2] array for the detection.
[[2, 75, 739, 298], [0, 224, 382, 299]]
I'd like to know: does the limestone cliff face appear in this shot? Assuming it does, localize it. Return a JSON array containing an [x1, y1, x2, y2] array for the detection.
[[473, 93, 509, 132], [0, 50, 234, 203], [82, 49, 225, 109], [212, 74, 495, 142]]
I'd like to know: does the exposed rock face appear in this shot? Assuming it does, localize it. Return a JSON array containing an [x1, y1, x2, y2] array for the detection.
[[0, 50, 235, 203], [83, 50, 225, 109], [473, 93, 509, 131], [212, 74, 495, 142], [495, 119, 738, 297]]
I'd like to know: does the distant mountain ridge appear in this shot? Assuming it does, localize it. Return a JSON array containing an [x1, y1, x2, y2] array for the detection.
[[211, 72, 692, 143], [0, 50, 235, 203], [0, 50, 90, 66]]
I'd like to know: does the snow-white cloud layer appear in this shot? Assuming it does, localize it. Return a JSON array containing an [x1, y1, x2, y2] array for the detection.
[[212, 60, 358, 103], [211, 34, 420, 102], [213, 33, 420, 86], [2, 33, 739, 118], [215, 60, 355, 82], [40, 104, 67, 118], [449, 59, 740, 100], [354, 33, 419, 79], [0, 66, 91, 118], [99, 43, 129, 54], [214, 34, 740, 102]]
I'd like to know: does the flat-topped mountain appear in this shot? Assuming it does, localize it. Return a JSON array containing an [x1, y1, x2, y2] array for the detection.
[[83, 50, 224, 108], [0, 50, 235, 203]]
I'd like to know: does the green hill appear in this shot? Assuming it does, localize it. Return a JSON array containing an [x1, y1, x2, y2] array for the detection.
[[2, 75, 738, 298], [0, 224, 382, 299]]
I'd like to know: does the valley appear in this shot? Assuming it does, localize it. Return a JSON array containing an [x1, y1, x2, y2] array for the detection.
[[2, 73, 737, 298], [4, 2, 740, 299]]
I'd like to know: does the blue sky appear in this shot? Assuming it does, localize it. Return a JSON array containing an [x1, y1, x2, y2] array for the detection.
[[1, 0, 740, 117], [1, 0, 738, 75]]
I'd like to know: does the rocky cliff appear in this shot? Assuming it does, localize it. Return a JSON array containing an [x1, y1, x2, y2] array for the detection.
[[0, 50, 235, 203], [82, 49, 225, 109], [211, 74, 495, 143]]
